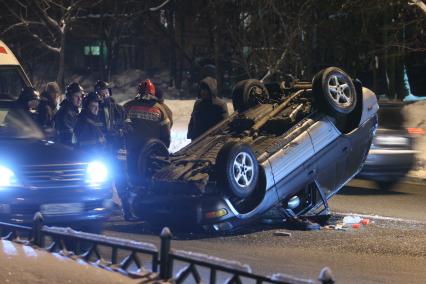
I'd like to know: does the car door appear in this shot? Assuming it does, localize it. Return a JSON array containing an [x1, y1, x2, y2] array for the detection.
[[268, 121, 316, 199], [306, 116, 350, 197]]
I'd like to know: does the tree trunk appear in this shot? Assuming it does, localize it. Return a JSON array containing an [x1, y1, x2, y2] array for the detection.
[[168, 0, 177, 88], [214, 3, 225, 97], [56, 31, 66, 89]]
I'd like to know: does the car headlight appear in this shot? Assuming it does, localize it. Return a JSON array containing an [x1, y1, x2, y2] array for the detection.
[[0, 166, 18, 187], [86, 161, 108, 184]]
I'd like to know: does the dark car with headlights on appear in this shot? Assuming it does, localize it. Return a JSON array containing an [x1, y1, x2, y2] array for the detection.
[[358, 101, 418, 188], [127, 67, 378, 232], [0, 101, 113, 232]]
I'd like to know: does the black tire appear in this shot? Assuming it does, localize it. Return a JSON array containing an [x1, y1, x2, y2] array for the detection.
[[137, 139, 169, 186], [216, 142, 259, 199], [312, 67, 357, 117], [232, 79, 269, 112]]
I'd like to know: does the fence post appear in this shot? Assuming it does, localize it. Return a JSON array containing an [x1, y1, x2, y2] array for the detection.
[[318, 267, 335, 284], [32, 212, 44, 247], [159, 227, 173, 280]]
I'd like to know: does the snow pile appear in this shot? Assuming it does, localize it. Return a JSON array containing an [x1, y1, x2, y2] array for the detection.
[[165, 99, 234, 153], [66, 69, 184, 104], [174, 249, 252, 273], [0, 240, 138, 283]]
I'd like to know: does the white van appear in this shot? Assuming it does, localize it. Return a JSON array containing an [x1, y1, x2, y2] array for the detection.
[[0, 40, 31, 101]]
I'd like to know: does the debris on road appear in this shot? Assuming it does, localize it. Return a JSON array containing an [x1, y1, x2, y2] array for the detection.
[[343, 215, 362, 224], [274, 230, 292, 237], [361, 219, 370, 225], [352, 223, 361, 229]]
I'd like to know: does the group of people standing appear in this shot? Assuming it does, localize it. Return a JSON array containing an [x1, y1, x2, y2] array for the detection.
[[17, 75, 229, 154], [16, 75, 229, 219]]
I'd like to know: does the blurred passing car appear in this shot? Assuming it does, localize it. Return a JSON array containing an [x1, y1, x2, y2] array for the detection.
[[0, 40, 112, 232], [358, 101, 422, 188]]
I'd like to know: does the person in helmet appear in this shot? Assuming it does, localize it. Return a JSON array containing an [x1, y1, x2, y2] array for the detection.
[[124, 79, 172, 148], [187, 77, 229, 140], [94, 80, 125, 146], [74, 92, 106, 153], [54, 82, 83, 146], [37, 82, 61, 131], [17, 86, 40, 121]]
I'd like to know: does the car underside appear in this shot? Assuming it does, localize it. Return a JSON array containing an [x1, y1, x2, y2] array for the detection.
[[128, 67, 378, 231]]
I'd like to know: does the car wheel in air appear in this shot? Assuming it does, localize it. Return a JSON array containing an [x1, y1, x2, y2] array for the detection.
[[312, 67, 357, 117], [216, 142, 259, 199], [137, 139, 169, 186], [232, 79, 269, 112]]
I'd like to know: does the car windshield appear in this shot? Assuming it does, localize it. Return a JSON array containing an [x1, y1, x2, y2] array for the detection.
[[0, 106, 44, 139], [0, 66, 28, 101]]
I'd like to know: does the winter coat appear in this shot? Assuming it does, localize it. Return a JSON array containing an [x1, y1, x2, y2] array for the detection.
[[187, 77, 229, 140], [74, 110, 106, 153], [98, 97, 126, 147], [37, 92, 57, 129], [124, 94, 172, 149], [54, 100, 79, 146]]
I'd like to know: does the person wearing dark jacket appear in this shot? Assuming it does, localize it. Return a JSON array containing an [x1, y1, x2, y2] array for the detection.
[[37, 82, 60, 132], [74, 92, 106, 153], [16, 87, 40, 122], [187, 77, 229, 140], [54, 82, 83, 146], [94, 80, 126, 146]]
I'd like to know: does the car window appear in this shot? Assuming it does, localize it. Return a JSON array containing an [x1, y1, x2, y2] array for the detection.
[[0, 66, 27, 101], [0, 107, 44, 139]]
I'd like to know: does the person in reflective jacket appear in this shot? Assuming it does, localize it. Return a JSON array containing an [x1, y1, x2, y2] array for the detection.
[[54, 82, 83, 146], [187, 77, 229, 140], [124, 79, 172, 148], [94, 80, 125, 146], [74, 92, 106, 153]]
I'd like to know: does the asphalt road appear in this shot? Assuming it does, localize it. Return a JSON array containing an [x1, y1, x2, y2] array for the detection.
[[103, 179, 426, 284]]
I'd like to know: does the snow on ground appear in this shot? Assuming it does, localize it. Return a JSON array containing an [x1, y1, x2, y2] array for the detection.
[[164, 99, 234, 153], [0, 240, 139, 283]]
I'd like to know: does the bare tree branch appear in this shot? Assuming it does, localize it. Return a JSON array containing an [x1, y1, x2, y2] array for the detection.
[[30, 33, 60, 53], [33, 0, 61, 32], [1, 20, 45, 35], [150, 0, 171, 11]]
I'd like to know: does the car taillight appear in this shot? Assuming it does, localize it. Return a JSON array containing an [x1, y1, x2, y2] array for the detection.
[[407, 128, 425, 135]]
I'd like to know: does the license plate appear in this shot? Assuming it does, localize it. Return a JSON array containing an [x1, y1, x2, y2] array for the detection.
[[40, 203, 84, 215]]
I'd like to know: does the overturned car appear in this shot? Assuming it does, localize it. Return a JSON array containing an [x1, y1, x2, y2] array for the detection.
[[129, 67, 378, 232]]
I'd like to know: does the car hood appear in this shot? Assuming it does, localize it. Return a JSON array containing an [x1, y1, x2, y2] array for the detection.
[[0, 139, 88, 166]]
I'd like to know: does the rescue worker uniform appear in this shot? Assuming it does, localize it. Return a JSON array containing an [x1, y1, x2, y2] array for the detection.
[[187, 77, 229, 140], [124, 81, 172, 149], [94, 80, 126, 145]]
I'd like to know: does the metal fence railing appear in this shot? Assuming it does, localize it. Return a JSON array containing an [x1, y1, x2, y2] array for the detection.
[[0, 213, 335, 284]]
